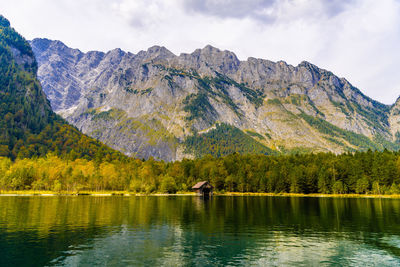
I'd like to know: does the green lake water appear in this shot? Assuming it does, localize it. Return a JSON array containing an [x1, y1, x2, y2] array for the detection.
[[0, 196, 400, 266]]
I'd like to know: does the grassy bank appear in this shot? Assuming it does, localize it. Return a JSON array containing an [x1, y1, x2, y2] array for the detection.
[[220, 192, 400, 198], [0, 190, 197, 196], [2, 190, 400, 199]]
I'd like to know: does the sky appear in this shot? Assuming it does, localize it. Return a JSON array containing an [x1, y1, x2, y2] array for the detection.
[[1, 0, 399, 104]]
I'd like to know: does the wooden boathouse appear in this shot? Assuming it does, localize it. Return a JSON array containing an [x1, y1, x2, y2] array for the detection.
[[192, 181, 213, 196]]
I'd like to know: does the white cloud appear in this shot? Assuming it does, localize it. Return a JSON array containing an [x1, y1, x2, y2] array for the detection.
[[0, 0, 399, 104]]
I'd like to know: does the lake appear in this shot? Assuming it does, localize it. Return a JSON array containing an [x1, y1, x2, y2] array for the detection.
[[0, 196, 400, 266]]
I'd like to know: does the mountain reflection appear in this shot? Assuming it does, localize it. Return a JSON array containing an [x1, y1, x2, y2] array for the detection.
[[0, 196, 400, 266]]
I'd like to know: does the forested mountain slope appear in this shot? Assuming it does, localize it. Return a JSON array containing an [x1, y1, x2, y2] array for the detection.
[[0, 16, 122, 160], [30, 38, 400, 161]]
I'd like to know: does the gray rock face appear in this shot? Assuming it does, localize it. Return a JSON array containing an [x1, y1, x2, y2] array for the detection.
[[389, 97, 400, 142], [30, 38, 399, 160]]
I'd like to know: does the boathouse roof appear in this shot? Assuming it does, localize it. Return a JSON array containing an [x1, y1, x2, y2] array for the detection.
[[192, 181, 212, 189]]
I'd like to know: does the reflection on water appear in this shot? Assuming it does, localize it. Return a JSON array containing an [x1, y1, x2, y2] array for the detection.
[[0, 196, 400, 266]]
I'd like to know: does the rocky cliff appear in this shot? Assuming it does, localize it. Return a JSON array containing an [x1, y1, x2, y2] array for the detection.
[[389, 97, 400, 143], [30, 38, 400, 160]]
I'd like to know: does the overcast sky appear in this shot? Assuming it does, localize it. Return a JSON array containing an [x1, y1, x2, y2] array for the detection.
[[1, 0, 399, 104]]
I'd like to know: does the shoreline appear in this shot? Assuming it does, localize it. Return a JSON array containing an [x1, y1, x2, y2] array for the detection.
[[1, 190, 400, 199]]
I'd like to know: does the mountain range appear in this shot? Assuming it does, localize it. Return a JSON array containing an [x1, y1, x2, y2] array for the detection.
[[29, 38, 400, 161]]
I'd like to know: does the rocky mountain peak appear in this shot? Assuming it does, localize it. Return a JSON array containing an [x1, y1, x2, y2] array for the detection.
[[31, 38, 78, 55], [184, 45, 241, 75], [146, 45, 174, 56], [31, 38, 83, 65], [103, 48, 126, 64], [197, 44, 221, 55], [31, 38, 65, 52], [107, 47, 124, 55], [295, 60, 324, 87], [30, 38, 53, 52], [132, 45, 175, 64], [298, 60, 318, 69], [148, 45, 174, 60]]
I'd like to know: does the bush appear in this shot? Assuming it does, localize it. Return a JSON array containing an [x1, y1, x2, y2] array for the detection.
[[332, 180, 347, 194], [129, 180, 142, 192], [372, 181, 382, 195], [356, 177, 369, 194], [160, 175, 177, 194], [389, 183, 400, 194], [53, 179, 62, 192]]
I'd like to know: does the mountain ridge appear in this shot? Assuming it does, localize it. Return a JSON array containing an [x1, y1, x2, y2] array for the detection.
[[30, 37, 400, 161], [0, 16, 123, 160]]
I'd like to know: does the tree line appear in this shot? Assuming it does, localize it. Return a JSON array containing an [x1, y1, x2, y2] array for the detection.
[[1, 149, 400, 194]]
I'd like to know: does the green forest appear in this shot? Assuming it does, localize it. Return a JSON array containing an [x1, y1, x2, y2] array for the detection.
[[185, 123, 274, 158], [1, 150, 400, 195]]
